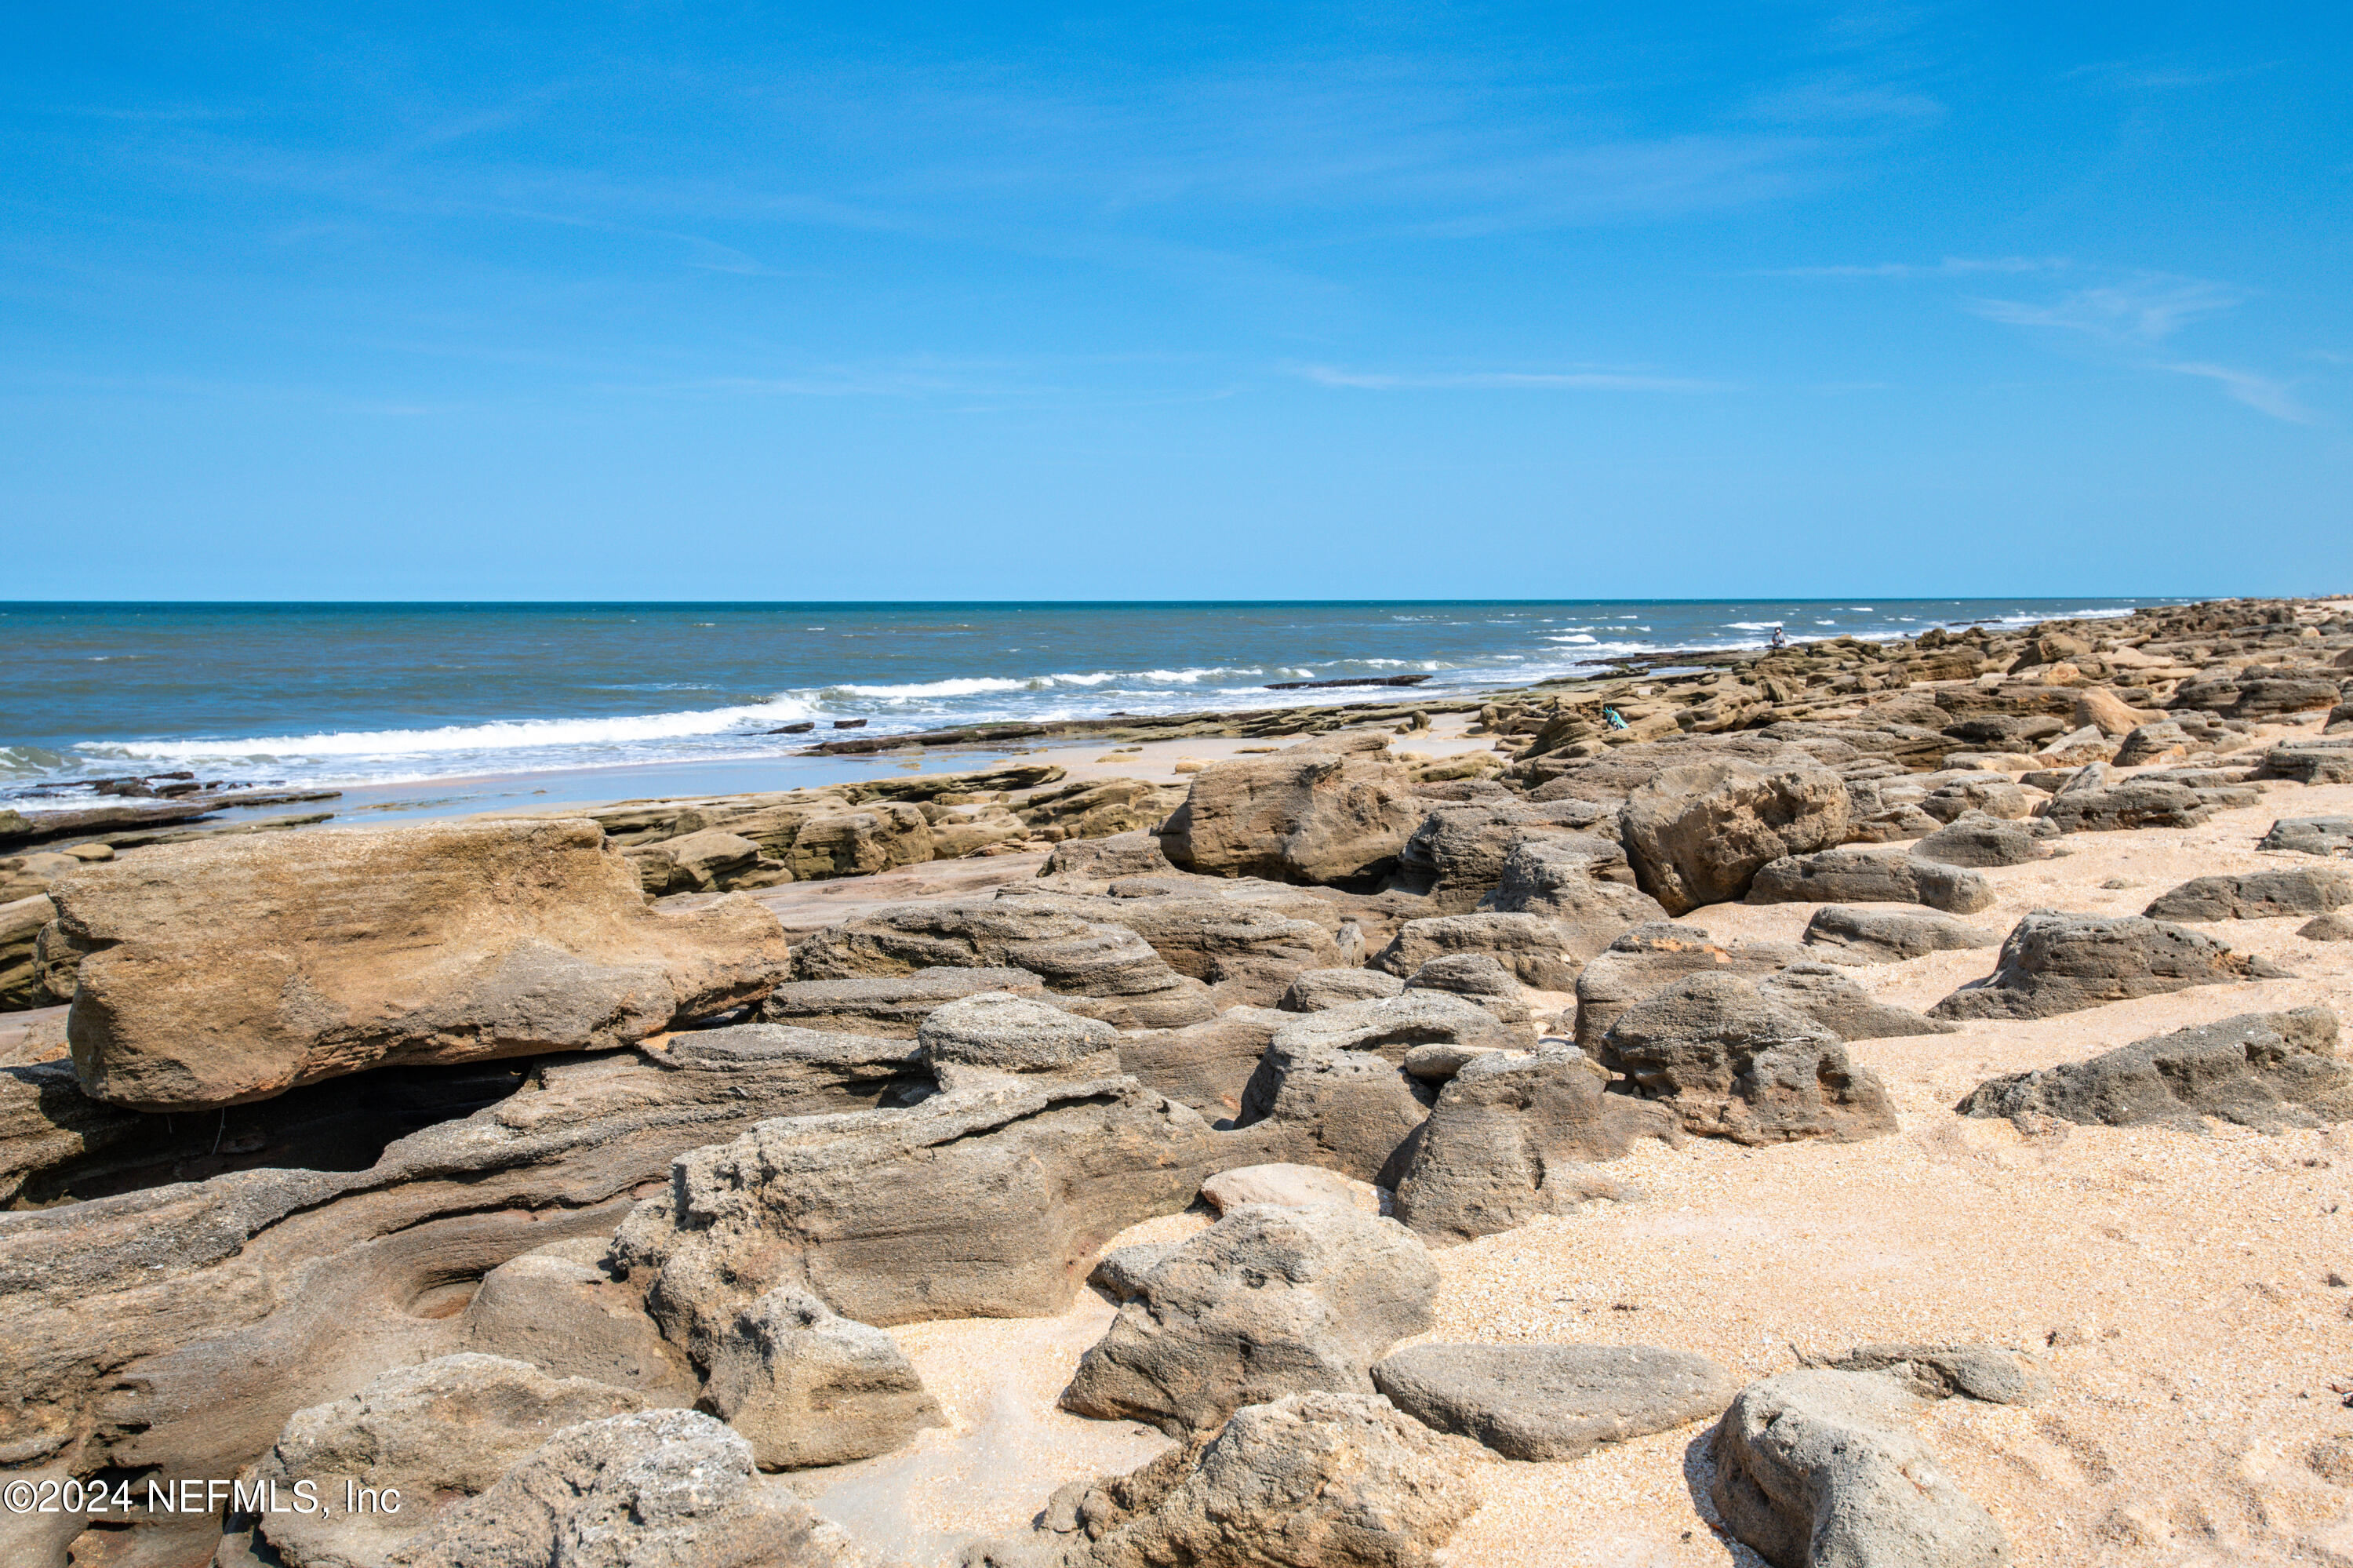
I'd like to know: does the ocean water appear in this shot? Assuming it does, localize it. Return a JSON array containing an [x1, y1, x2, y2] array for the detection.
[[0, 598, 2159, 808]]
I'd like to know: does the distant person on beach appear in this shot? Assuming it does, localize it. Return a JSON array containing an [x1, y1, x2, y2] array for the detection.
[[1769, 625, 1787, 649]]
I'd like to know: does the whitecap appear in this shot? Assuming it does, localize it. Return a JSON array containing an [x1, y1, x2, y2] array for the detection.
[[80, 696, 825, 761]]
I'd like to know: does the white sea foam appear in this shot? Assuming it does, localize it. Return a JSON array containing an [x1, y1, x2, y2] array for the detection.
[[82, 696, 824, 761]]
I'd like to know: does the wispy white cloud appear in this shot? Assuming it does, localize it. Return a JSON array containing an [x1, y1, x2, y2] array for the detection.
[[2064, 56, 2284, 91], [2158, 362, 2312, 424], [1293, 364, 1732, 392], [1762, 256, 2066, 278], [1740, 74, 1944, 126], [1969, 275, 2245, 344]]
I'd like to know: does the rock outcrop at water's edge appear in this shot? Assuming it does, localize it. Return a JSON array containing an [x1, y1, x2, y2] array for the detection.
[[10, 594, 2353, 1566]]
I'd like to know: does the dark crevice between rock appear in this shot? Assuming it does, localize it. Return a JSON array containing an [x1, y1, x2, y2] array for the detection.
[[9, 1060, 536, 1210]]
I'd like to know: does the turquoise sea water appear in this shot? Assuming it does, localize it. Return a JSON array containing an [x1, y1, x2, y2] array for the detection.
[[1, 598, 2162, 809]]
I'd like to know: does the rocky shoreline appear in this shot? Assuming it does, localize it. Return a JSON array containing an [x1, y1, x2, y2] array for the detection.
[[4, 594, 2353, 1566]]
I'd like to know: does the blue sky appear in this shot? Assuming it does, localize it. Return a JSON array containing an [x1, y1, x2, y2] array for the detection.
[[3, 2, 2347, 599]]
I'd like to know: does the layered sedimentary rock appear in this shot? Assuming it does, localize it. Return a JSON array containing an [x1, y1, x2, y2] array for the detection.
[[50, 819, 791, 1110], [0, 1022, 923, 1489], [788, 900, 1215, 1028], [614, 1075, 1220, 1337]]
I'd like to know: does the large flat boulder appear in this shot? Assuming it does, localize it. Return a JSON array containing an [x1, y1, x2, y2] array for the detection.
[[1060, 1204, 1438, 1435], [2257, 740, 2353, 784], [1373, 1343, 1737, 1460], [1930, 911, 2287, 1021], [1958, 1006, 2351, 1131], [1911, 812, 2057, 868], [1157, 739, 1422, 887], [1619, 762, 1851, 914], [2144, 867, 2353, 922], [1710, 1370, 2010, 1568], [1801, 905, 2000, 963], [1570, 924, 1806, 1050], [787, 900, 1215, 1029], [1746, 847, 1995, 914], [2260, 816, 2353, 857], [49, 819, 791, 1111], [1598, 972, 1900, 1145], [2038, 779, 2230, 831], [613, 1075, 1219, 1334], [1391, 1050, 1678, 1243]]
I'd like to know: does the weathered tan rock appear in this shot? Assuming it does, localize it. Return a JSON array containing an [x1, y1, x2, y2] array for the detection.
[[1932, 911, 2289, 1021], [1711, 1370, 2010, 1568], [1198, 1162, 1380, 1216], [788, 901, 1215, 1029], [1373, 911, 1588, 990], [458, 1242, 699, 1402], [1115, 1007, 1288, 1123], [50, 820, 791, 1111], [1157, 740, 1421, 886], [976, 1392, 1475, 1568], [1475, 836, 1668, 962], [1391, 1050, 1676, 1242], [384, 1407, 866, 1568], [1276, 967, 1406, 1012], [1599, 973, 1900, 1145], [761, 966, 1046, 1035], [0, 1022, 926, 1489], [614, 1075, 1219, 1337], [919, 991, 1125, 1092], [780, 802, 936, 879], [1958, 1007, 2352, 1131], [2143, 867, 2353, 922], [1746, 847, 1996, 914], [1373, 1343, 1737, 1460], [627, 829, 783, 896], [700, 1287, 944, 1469], [996, 882, 1351, 1007], [1042, 832, 1175, 879], [1061, 1205, 1438, 1435], [1571, 924, 1805, 1050], [1619, 762, 1851, 915], [2073, 686, 2152, 737], [1799, 905, 1999, 963], [238, 1354, 645, 1568], [0, 894, 53, 1010]]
